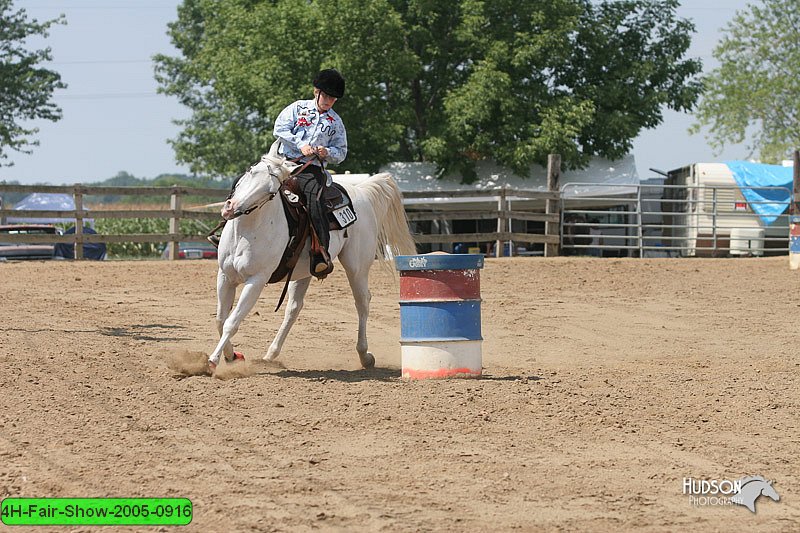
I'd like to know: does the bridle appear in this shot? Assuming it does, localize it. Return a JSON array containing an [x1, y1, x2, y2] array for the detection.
[[227, 164, 280, 218], [226, 144, 323, 218], [235, 192, 275, 218]]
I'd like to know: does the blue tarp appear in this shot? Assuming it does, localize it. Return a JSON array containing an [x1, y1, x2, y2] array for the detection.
[[54, 226, 107, 260], [724, 161, 793, 225]]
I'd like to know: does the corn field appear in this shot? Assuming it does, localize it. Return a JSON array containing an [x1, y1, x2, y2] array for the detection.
[[85, 202, 217, 259]]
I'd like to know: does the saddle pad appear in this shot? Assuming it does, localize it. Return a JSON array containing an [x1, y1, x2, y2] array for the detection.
[[278, 178, 356, 231], [326, 183, 357, 230]]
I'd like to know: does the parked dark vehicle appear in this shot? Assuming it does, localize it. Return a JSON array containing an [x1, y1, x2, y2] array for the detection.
[[161, 241, 218, 260], [0, 224, 62, 260]]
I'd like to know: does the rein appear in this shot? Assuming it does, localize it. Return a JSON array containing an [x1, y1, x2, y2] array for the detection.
[[235, 191, 275, 217], [289, 155, 318, 177], [227, 148, 318, 218], [223, 141, 319, 219], [228, 164, 281, 218]]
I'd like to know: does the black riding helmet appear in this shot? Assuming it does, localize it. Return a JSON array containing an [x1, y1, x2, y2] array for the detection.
[[313, 68, 345, 99]]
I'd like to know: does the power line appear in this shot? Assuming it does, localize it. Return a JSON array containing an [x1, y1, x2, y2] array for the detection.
[[56, 92, 163, 100], [24, 5, 176, 10], [47, 59, 152, 65]]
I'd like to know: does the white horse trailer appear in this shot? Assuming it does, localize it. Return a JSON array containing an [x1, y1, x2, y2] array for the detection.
[[662, 163, 789, 257]]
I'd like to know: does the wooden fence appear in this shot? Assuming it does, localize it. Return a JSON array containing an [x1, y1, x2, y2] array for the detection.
[[403, 154, 563, 257], [1, 157, 564, 260], [403, 188, 560, 257], [0, 183, 224, 259]]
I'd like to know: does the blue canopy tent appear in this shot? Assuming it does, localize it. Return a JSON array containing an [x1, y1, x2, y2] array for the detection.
[[7, 192, 94, 226], [724, 161, 794, 225]]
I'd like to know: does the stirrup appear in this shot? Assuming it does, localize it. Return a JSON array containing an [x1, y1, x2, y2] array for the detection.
[[311, 255, 334, 279], [206, 219, 226, 249]]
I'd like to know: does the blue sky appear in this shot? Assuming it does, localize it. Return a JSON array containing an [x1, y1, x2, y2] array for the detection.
[[4, 0, 754, 185]]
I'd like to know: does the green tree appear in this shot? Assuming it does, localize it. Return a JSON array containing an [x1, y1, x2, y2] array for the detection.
[[0, 0, 65, 166], [156, 0, 701, 181], [690, 0, 800, 163]]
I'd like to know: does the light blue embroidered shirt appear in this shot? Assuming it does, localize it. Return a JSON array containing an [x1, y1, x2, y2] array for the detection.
[[273, 99, 347, 166]]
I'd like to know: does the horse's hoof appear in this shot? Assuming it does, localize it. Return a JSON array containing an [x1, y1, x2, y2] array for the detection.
[[361, 352, 375, 369], [224, 351, 245, 364], [208, 360, 217, 373]]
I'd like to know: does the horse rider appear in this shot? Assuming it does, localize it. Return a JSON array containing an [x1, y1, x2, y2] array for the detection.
[[207, 68, 347, 279], [273, 68, 348, 277]]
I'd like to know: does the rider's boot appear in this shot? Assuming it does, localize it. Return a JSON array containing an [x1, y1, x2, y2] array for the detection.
[[306, 178, 333, 279], [309, 224, 333, 279], [312, 249, 334, 278]]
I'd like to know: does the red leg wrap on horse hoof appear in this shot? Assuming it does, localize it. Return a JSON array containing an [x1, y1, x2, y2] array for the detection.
[[234, 351, 245, 361]]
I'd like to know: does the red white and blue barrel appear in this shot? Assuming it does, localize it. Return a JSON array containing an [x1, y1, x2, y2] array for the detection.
[[395, 253, 484, 379]]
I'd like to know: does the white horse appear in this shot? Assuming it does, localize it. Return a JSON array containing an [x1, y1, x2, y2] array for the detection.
[[208, 140, 417, 372]]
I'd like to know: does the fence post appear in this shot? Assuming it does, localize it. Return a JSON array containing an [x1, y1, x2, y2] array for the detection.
[[168, 186, 181, 260], [711, 188, 719, 253], [505, 184, 513, 256], [545, 154, 561, 257], [74, 184, 84, 260], [636, 184, 644, 258], [495, 186, 507, 257]]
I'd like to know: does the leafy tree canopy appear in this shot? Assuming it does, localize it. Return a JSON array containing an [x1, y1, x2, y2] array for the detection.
[[0, 0, 65, 166], [690, 0, 800, 163], [156, 0, 701, 181]]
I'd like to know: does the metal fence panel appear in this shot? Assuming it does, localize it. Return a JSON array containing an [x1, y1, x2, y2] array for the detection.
[[560, 182, 791, 257]]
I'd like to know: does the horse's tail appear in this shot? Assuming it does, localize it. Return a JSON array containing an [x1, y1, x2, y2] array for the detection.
[[356, 172, 417, 263]]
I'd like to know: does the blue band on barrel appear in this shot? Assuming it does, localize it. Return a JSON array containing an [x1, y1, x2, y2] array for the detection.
[[395, 254, 484, 271], [792, 218, 800, 252], [399, 300, 482, 342]]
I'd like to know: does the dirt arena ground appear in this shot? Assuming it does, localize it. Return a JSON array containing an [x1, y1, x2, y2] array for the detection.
[[1, 256, 799, 532]]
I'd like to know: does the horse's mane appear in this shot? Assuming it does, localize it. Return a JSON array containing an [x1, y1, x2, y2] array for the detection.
[[739, 476, 768, 487]]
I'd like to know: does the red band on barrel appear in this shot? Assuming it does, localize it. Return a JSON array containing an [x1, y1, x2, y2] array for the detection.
[[399, 269, 480, 301]]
